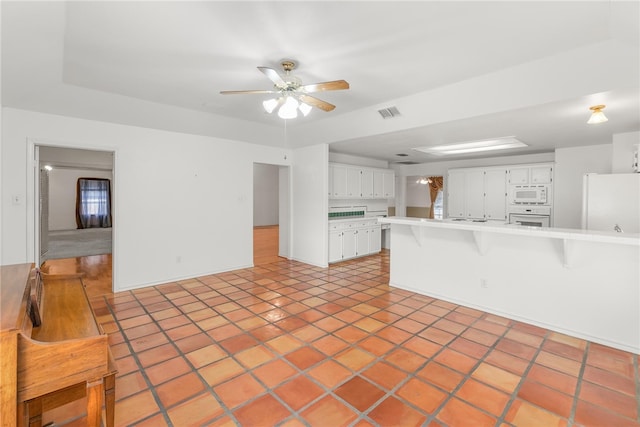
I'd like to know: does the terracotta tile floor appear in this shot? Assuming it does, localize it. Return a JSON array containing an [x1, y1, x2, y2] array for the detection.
[[43, 251, 639, 426]]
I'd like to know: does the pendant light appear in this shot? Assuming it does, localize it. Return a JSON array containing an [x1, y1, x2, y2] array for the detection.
[[587, 105, 608, 124]]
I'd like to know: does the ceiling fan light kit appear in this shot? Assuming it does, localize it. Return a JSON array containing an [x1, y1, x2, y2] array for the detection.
[[587, 104, 608, 124], [221, 60, 349, 120]]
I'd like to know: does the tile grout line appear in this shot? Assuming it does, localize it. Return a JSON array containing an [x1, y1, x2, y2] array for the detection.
[[103, 291, 176, 427], [494, 327, 552, 426], [568, 340, 591, 425]]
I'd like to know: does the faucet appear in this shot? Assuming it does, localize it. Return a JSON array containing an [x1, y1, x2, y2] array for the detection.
[[614, 224, 623, 233]]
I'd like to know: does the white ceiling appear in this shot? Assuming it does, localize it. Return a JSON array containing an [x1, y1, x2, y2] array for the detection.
[[2, 1, 639, 164]]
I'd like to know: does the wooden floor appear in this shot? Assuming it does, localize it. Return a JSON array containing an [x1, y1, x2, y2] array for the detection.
[[41, 253, 113, 299], [253, 224, 282, 266]]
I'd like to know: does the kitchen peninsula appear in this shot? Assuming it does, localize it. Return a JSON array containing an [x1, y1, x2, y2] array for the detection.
[[379, 217, 640, 354]]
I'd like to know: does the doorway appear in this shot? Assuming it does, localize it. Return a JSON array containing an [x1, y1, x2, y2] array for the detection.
[[406, 175, 444, 219], [253, 163, 290, 265], [35, 145, 115, 293]]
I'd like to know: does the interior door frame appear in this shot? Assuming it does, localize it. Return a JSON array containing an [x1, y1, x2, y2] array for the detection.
[[28, 139, 117, 286], [252, 162, 292, 261]]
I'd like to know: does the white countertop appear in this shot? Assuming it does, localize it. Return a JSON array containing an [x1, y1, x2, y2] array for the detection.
[[379, 216, 640, 246]]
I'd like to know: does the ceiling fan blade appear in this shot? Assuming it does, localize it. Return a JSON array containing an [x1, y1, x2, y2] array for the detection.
[[300, 80, 349, 93], [220, 89, 279, 95], [298, 94, 336, 112], [258, 66, 286, 87]]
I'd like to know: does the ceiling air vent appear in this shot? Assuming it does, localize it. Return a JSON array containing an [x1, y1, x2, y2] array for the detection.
[[377, 106, 401, 119], [395, 161, 420, 165]]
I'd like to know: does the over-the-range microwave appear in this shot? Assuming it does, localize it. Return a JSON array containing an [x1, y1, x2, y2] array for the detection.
[[511, 185, 549, 204]]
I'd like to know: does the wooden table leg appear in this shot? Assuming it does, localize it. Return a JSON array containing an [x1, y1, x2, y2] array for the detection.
[[85, 379, 104, 427], [104, 373, 116, 427], [27, 398, 43, 427]]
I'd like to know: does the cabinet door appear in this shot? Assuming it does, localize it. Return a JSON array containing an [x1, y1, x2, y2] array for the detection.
[[373, 171, 384, 198], [508, 167, 529, 184], [342, 230, 357, 259], [356, 229, 369, 256], [346, 168, 361, 198], [329, 231, 343, 263], [369, 226, 381, 253], [361, 169, 374, 198], [484, 169, 507, 221], [331, 164, 348, 198], [447, 170, 466, 218], [531, 166, 553, 183], [383, 171, 395, 198], [465, 170, 485, 219]]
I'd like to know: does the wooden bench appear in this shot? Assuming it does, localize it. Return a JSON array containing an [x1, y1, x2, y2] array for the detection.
[[0, 265, 117, 427]]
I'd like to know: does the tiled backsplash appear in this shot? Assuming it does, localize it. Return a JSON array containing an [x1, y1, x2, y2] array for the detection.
[[328, 210, 365, 218]]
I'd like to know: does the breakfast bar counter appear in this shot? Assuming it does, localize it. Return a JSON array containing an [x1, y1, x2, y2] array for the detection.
[[379, 217, 640, 354]]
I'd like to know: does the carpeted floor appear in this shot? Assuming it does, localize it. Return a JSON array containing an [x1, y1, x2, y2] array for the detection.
[[45, 228, 112, 260]]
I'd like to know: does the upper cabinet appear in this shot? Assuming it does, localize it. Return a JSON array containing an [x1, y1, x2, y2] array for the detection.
[[530, 165, 553, 184], [447, 167, 507, 220], [508, 165, 553, 184], [329, 163, 395, 200], [448, 162, 553, 221]]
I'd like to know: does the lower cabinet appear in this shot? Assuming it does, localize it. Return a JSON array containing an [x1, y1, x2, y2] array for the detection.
[[329, 220, 382, 263], [328, 231, 343, 263]]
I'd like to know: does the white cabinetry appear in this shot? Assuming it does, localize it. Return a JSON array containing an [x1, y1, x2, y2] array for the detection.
[[484, 169, 508, 221], [508, 167, 529, 184], [346, 168, 361, 198], [531, 166, 553, 183], [373, 171, 384, 198], [369, 226, 382, 253], [449, 163, 552, 221], [356, 228, 369, 256], [447, 170, 466, 218], [383, 171, 395, 198], [447, 167, 507, 220], [342, 229, 357, 259], [508, 165, 553, 184], [328, 219, 382, 263], [330, 164, 348, 198], [329, 231, 343, 263], [329, 163, 395, 199], [361, 169, 374, 198], [465, 170, 485, 219]]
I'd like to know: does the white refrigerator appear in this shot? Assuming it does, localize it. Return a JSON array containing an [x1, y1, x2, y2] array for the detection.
[[582, 173, 640, 233]]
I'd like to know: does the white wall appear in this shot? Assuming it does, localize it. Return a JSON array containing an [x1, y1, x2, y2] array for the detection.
[[406, 178, 431, 208], [1, 108, 291, 291], [554, 144, 612, 229], [278, 166, 290, 258], [328, 152, 388, 169], [291, 144, 328, 267], [48, 168, 113, 230], [253, 163, 279, 226], [612, 131, 640, 173]]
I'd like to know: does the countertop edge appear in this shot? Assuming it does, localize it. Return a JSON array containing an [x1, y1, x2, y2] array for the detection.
[[379, 217, 640, 246]]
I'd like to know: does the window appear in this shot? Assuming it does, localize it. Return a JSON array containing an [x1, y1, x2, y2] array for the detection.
[[76, 178, 112, 228], [433, 190, 444, 220]]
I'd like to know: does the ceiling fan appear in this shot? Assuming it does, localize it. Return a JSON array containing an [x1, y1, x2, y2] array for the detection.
[[220, 60, 349, 119]]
